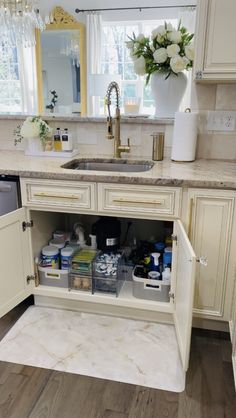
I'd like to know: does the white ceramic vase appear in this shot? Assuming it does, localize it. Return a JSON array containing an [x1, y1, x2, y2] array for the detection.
[[25, 137, 43, 155], [151, 72, 188, 118]]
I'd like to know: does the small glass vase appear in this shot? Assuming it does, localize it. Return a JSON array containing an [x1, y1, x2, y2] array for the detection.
[[25, 137, 43, 155]]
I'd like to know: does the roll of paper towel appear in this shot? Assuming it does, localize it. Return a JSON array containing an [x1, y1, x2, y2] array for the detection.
[[171, 111, 198, 161]]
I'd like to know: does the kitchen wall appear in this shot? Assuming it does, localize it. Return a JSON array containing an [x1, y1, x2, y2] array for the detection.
[[0, 81, 236, 161], [192, 83, 236, 160], [0, 0, 235, 160]]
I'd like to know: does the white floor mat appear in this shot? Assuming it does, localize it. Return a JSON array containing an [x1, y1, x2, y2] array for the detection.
[[0, 306, 185, 392]]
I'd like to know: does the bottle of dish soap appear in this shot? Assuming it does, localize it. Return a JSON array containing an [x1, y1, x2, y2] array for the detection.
[[61, 128, 73, 152], [54, 127, 62, 151]]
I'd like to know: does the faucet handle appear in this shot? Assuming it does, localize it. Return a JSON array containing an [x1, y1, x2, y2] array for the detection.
[[107, 117, 114, 139]]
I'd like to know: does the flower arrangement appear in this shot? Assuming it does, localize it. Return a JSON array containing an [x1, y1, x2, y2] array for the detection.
[[46, 90, 58, 112], [126, 21, 194, 83], [14, 116, 52, 146]]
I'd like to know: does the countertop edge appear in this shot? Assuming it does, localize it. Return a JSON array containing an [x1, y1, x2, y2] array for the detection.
[[1, 168, 235, 190]]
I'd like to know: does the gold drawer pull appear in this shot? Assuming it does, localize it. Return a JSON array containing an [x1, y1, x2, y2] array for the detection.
[[34, 192, 80, 200], [113, 197, 163, 205]]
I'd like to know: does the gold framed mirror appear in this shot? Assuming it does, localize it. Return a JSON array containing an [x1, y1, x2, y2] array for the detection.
[[35, 6, 87, 116]]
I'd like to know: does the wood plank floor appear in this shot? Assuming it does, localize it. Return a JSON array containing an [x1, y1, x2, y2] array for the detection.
[[0, 299, 235, 418]]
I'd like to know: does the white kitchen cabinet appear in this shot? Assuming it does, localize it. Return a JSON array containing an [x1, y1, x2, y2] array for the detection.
[[0, 208, 33, 318], [187, 189, 235, 321], [0, 195, 196, 372], [194, 0, 236, 81], [230, 281, 236, 389]]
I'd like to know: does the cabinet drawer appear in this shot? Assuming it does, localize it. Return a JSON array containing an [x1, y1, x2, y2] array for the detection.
[[20, 179, 96, 212], [98, 183, 181, 218]]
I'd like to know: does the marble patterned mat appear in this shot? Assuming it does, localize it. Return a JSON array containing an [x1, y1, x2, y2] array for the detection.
[[0, 306, 185, 392]]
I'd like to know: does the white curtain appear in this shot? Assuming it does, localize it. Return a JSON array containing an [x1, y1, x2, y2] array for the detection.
[[17, 43, 38, 114], [178, 7, 196, 112], [86, 12, 102, 115]]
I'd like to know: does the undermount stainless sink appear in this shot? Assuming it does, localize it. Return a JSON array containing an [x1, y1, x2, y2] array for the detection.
[[61, 159, 154, 173]]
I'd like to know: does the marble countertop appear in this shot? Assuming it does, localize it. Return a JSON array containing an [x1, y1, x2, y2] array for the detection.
[[0, 114, 174, 125], [0, 150, 236, 189]]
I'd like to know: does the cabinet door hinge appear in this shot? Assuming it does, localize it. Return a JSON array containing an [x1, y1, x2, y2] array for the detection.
[[169, 292, 175, 302], [195, 70, 203, 80], [26, 274, 36, 284], [171, 234, 177, 244], [22, 220, 33, 231]]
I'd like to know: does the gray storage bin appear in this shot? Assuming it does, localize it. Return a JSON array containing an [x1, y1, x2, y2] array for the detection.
[[133, 269, 170, 302], [38, 265, 68, 288]]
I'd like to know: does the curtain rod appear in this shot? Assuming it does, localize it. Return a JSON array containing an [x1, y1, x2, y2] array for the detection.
[[75, 5, 196, 13]]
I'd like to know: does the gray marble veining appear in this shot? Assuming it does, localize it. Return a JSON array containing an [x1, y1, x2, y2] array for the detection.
[[0, 151, 235, 189], [0, 306, 185, 392]]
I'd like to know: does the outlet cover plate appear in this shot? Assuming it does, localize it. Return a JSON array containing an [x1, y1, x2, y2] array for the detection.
[[207, 111, 236, 131]]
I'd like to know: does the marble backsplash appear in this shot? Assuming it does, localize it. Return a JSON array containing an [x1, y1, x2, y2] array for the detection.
[[0, 83, 236, 161]]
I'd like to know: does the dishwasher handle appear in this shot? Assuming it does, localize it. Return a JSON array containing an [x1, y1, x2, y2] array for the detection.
[[0, 184, 12, 193]]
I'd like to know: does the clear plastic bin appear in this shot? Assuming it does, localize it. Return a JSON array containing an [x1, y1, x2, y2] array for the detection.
[[92, 251, 125, 296], [69, 273, 92, 292]]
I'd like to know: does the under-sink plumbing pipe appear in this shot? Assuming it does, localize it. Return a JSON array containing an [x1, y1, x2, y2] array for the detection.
[[74, 222, 87, 248]]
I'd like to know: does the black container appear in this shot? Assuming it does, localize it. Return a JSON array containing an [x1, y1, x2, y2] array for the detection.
[[92, 217, 121, 252]]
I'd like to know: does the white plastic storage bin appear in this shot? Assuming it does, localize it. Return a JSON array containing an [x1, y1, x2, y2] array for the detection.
[[133, 268, 170, 302], [38, 266, 69, 288]]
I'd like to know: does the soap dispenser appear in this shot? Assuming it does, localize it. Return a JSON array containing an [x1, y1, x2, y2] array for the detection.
[[151, 132, 164, 161]]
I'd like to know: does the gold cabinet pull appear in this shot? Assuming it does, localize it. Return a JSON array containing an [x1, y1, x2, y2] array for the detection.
[[33, 192, 80, 200], [113, 197, 163, 205], [188, 198, 194, 239]]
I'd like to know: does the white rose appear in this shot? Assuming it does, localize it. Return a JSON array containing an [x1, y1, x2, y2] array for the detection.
[[185, 44, 194, 61], [20, 118, 40, 138], [151, 25, 166, 39], [153, 48, 168, 64], [133, 56, 146, 76], [167, 30, 182, 44], [166, 44, 180, 58], [136, 33, 145, 42], [170, 55, 187, 73]]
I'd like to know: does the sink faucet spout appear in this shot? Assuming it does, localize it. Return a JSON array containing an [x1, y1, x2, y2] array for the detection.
[[106, 81, 130, 158]]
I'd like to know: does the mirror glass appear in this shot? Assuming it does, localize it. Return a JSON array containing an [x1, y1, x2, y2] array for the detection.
[[41, 30, 81, 114], [36, 7, 87, 116]]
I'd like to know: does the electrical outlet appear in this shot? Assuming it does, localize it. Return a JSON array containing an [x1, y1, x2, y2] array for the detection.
[[207, 111, 236, 131]]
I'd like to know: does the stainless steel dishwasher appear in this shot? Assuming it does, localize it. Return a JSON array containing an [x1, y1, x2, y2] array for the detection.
[[0, 175, 20, 216]]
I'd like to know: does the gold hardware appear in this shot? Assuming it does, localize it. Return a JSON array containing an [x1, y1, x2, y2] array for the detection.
[[106, 83, 131, 158], [113, 197, 163, 205], [34, 193, 80, 200], [151, 132, 164, 161], [188, 198, 194, 239]]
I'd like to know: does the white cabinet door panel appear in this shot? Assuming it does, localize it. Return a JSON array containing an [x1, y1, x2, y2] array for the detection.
[[194, 0, 236, 81], [188, 191, 234, 318], [173, 220, 196, 372], [0, 208, 32, 318]]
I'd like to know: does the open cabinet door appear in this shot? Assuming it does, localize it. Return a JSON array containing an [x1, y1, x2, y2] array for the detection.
[[0, 208, 33, 318], [173, 220, 196, 371]]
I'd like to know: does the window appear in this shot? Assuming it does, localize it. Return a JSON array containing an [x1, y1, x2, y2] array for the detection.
[[0, 39, 22, 113], [101, 18, 190, 116]]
